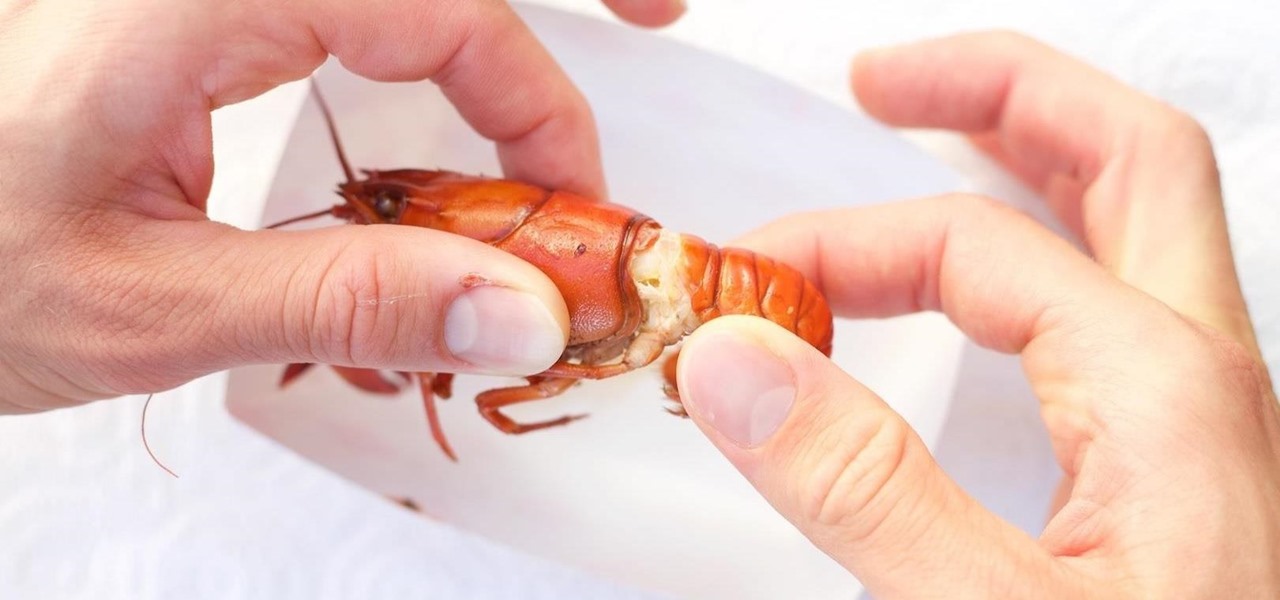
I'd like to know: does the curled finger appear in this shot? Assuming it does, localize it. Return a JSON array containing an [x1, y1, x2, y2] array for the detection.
[[201, 0, 605, 198], [599, 0, 686, 27], [850, 31, 1256, 353]]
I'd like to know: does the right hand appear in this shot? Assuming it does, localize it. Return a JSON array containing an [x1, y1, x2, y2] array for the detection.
[[675, 32, 1280, 597]]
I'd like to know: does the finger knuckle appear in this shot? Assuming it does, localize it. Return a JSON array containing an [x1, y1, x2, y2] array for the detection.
[[1197, 327, 1274, 407], [766, 211, 818, 239], [388, 0, 484, 82], [1151, 318, 1276, 435], [944, 193, 1034, 231], [947, 192, 1012, 217], [793, 412, 917, 541], [308, 236, 401, 366], [1151, 107, 1219, 167], [329, 0, 480, 82], [1162, 107, 1212, 145]]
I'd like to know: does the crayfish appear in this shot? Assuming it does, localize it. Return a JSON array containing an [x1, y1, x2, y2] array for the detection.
[[272, 86, 833, 460]]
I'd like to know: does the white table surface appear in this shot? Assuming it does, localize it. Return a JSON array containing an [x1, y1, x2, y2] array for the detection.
[[2, 1, 1277, 598]]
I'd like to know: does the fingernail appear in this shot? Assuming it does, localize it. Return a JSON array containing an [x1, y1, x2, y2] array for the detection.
[[684, 333, 796, 448], [444, 286, 565, 374]]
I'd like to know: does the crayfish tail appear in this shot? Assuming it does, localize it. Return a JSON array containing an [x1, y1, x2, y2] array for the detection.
[[688, 243, 834, 358]]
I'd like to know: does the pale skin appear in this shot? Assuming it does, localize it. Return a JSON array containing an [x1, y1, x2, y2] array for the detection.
[[0, 0, 682, 411], [677, 32, 1280, 597], [2, 2, 1277, 597]]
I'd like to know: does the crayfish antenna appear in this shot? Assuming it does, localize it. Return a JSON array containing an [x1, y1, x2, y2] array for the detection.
[[263, 208, 336, 230], [141, 393, 179, 479], [309, 80, 356, 184]]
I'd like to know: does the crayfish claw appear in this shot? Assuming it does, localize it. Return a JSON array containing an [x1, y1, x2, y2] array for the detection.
[[329, 366, 409, 395], [279, 363, 315, 388], [502, 412, 590, 434]]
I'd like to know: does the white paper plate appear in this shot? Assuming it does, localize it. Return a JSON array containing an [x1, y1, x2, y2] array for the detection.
[[226, 5, 964, 599]]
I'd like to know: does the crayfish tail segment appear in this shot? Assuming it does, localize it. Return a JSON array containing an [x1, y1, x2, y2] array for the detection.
[[279, 363, 315, 388], [475, 377, 586, 434], [417, 373, 458, 462], [685, 243, 835, 359]]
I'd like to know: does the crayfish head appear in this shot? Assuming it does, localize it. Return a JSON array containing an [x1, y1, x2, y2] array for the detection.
[[338, 178, 411, 225], [343, 169, 569, 244]]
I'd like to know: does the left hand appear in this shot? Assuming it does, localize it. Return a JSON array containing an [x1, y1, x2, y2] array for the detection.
[[0, 0, 682, 412]]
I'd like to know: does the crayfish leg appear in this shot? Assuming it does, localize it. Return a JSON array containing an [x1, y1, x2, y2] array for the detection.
[[416, 372, 458, 462], [541, 335, 665, 381], [475, 376, 585, 435]]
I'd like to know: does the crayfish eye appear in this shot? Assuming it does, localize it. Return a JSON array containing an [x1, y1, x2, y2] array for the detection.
[[372, 190, 403, 220]]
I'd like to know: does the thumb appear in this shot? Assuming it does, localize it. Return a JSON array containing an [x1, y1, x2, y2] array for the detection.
[[210, 224, 571, 375], [676, 316, 1069, 597], [61, 220, 570, 399]]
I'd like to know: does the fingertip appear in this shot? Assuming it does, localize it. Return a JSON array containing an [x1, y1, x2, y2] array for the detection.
[[849, 50, 877, 113], [849, 46, 887, 106], [847, 34, 1017, 130], [444, 284, 569, 375], [679, 316, 830, 452], [848, 43, 923, 124], [601, 0, 687, 28]]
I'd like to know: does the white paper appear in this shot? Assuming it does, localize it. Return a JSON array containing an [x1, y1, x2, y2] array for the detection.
[[226, 5, 965, 599]]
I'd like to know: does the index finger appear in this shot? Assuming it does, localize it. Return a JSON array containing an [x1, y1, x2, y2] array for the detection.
[[730, 195, 1260, 490], [849, 32, 1257, 353], [734, 195, 1162, 353], [208, 0, 604, 198]]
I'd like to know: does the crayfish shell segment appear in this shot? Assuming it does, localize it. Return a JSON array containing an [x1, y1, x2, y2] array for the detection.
[[628, 229, 702, 345]]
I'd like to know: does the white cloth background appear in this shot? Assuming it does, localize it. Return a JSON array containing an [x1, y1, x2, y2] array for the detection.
[[1, 1, 1277, 598]]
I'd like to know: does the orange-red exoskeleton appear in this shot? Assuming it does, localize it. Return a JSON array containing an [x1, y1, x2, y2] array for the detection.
[[274, 86, 833, 460]]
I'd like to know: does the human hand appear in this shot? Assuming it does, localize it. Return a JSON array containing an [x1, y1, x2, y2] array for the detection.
[[0, 0, 681, 412], [676, 32, 1280, 596]]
